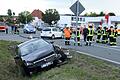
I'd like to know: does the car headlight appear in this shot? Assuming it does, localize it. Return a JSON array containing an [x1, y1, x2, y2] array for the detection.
[[34, 28, 36, 31], [26, 62, 33, 66], [26, 29, 30, 31]]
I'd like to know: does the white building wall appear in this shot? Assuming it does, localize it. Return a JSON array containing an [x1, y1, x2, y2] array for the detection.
[[58, 16, 71, 28], [58, 15, 120, 28]]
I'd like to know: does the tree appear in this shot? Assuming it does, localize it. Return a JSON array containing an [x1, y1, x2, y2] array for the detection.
[[108, 12, 116, 16], [0, 17, 4, 22], [84, 13, 89, 16], [18, 11, 33, 24], [13, 12, 15, 16], [6, 9, 16, 26], [7, 9, 12, 17], [43, 9, 60, 26], [84, 12, 97, 17], [98, 11, 105, 16]]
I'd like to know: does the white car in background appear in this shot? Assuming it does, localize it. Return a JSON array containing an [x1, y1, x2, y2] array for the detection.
[[41, 27, 63, 39]]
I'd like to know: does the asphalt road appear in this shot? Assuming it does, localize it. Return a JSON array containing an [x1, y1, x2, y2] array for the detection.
[[52, 38, 120, 65], [0, 30, 120, 65]]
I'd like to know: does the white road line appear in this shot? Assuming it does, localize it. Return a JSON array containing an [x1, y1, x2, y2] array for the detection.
[[76, 51, 120, 65], [110, 46, 118, 47], [93, 44, 120, 52]]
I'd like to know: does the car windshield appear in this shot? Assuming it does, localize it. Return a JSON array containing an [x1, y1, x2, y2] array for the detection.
[[19, 39, 49, 56], [26, 25, 34, 28], [43, 28, 51, 31], [0, 22, 5, 26]]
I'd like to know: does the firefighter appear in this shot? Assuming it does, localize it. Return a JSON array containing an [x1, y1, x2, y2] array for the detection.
[[86, 24, 94, 46], [76, 28, 81, 46], [71, 30, 76, 46], [83, 25, 88, 42], [96, 25, 102, 43], [113, 27, 118, 45], [108, 26, 114, 46], [101, 26, 108, 44], [63, 27, 71, 45]]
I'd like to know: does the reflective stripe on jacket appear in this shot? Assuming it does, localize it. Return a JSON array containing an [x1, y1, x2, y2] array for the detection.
[[109, 29, 114, 37], [77, 30, 80, 37], [97, 29, 101, 35], [88, 28, 94, 36]]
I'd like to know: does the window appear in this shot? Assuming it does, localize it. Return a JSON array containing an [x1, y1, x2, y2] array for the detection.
[[52, 28, 57, 31], [43, 29, 51, 31]]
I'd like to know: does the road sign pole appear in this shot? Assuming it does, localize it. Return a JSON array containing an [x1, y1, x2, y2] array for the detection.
[[76, 0, 79, 46], [70, 0, 85, 46]]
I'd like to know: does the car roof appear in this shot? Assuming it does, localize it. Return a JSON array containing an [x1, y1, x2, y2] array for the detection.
[[18, 38, 48, 48]]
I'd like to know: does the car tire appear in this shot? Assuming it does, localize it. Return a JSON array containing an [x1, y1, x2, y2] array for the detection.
[[61, 35, 64, 39], [22, 64, 31, 76], [51, 35, 55, 39], [59, 51, 67, 62], [17, 60, 31, 76]]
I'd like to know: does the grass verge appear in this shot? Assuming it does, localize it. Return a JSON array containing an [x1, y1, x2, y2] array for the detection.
[[0, 40, 120, 80]]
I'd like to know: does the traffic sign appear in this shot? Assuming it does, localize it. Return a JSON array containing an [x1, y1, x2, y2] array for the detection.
[[70, 0, 85, 15]]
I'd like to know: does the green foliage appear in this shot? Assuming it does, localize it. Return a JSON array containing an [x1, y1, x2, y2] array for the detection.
[[18, 11, 33, 24], [7, 9, 12, 17], [0, 17, 4, 22], [43, 9, 60, 26], [6, 9, 16, 26], [0, 40, 120, 80], [84, 12, 98, 17], [84, 11, 115, 17], [13, 12, 15, 16], [108, 12, 116, 16], [98, 11, 105, 16]]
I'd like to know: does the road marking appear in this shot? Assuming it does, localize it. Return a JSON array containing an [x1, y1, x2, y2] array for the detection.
[[76, 51, 120, 65], [110, 46, 118, 47], [93, 44, 120, 52]]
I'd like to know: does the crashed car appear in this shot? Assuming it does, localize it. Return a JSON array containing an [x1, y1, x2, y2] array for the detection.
[[14, 38, 69, 75]]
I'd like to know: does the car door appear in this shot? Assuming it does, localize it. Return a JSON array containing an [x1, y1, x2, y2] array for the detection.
[[52, 28, 58, 37]]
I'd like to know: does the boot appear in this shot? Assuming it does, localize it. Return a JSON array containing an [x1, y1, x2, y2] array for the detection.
[[78, 43, 80, 46], [89, 42, 91, 46], [85, 42, 88, 46]]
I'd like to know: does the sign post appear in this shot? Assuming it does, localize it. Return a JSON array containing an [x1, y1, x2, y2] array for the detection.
[[70, 0, 85, 45]]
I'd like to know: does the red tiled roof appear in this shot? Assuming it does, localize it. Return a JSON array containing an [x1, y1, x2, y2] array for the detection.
[[31, 9, 43, 19]]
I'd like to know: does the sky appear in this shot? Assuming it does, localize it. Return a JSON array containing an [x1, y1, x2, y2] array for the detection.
[[0, 0, 120, 16]]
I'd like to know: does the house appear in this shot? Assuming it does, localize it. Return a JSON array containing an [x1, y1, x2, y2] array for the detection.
[[31, 9, 43, 20], [31, 9, 45, 28]]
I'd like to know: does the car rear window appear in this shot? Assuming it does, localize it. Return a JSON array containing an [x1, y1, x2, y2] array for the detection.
[[43, 29, 51, 31]]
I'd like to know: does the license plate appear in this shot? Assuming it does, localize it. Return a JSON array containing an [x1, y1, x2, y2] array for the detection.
[[41, 62, 53, 68]]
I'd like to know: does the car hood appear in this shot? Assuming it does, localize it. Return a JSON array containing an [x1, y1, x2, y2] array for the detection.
[[21, 44, 54, 62]]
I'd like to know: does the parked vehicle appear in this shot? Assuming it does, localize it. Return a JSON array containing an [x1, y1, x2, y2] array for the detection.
[[117, 24, 120, 35], [23, 24, 36, 34], [41, 27, 63, 39], [0, 22, 8, 32], [14, 38, 68, 76]]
